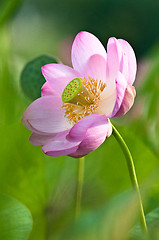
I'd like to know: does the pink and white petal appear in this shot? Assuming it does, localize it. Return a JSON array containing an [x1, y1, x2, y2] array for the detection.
[[96, 80, 116, 117], [113, 85, 136, 118], [106, 37, 122, 83], [42, 131, 80, 157], [83, 54, 107, 83], [71, 31, 106, 74], [69, 119, 112, 158], [67, 114, 108, 142], [118, 39, 137, 85], [22, 117, 44, 135], [41, 82, 56, 97], [41, 64, 81, 96], [29, 132, 56, 146], [22, 96, 72, 134], [110, 72, 127, 118]]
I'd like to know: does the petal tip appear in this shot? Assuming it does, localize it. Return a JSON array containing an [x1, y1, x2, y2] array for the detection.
[[108, 37, 117, 44]]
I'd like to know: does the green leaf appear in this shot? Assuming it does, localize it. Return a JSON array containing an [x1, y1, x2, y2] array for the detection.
[[0, 193, 33, 240], [57, 191, 139, 240], [130, 208, 159, 240], [20, 55, 58, 100]]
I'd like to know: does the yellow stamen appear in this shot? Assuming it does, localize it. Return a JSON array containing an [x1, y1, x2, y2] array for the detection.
[[62, 77, 106, 124]]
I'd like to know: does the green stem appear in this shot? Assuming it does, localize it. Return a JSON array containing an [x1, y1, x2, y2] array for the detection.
[[75, 157, 85, 220], [112, 124, 147, 233], [0, 0, 23, 27]]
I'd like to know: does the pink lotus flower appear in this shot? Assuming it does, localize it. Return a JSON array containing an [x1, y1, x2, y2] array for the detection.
[[22, 31, 136, 158]]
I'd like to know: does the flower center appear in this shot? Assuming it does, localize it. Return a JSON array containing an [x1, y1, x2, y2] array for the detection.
[[62, 77, 105, 124], [62, 78, 82, 104]]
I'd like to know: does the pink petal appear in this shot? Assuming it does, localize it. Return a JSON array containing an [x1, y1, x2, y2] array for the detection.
[[29, 132, 57, 146], [106, 37, 122, 83], [67, 114, 108, 142], [96, 81, 116, 117], [41, 82, 55, 97], [110, 72, 127, 118], [22, 96, 72, 134], [69, 119, 112, 158], [113, 85, 136, 118], [83, 54, 107, 82], [41, 64, 81, 96], [42, 131, 80, 157], [71, 31, 106, 74], [118, 39, 137, 85]]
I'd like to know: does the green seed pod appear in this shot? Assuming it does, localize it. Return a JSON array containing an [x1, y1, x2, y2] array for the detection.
[[62, 78, 82, 103]]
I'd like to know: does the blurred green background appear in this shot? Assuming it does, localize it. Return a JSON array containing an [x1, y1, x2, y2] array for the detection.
[[1, 0, 159, 239]]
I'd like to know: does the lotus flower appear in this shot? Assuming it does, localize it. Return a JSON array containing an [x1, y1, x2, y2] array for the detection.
[[22, 31, 136, 158]]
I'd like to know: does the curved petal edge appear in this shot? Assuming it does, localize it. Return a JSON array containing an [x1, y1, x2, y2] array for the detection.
[[69, 119, 112, 158], [112, 86, 136, 118]]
